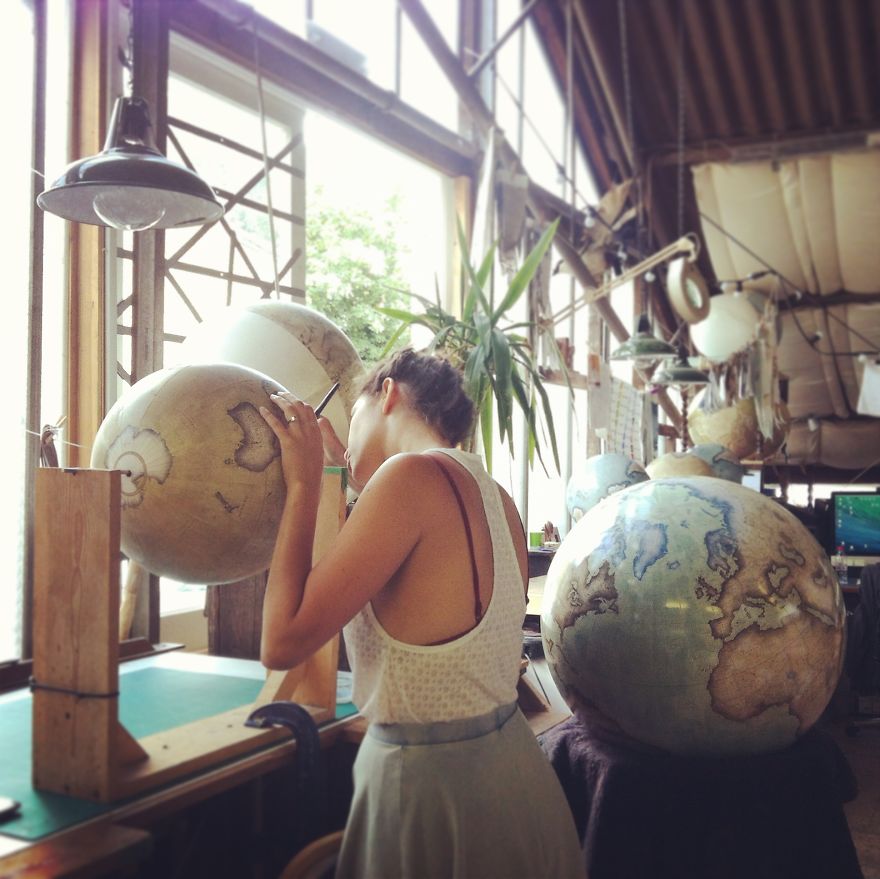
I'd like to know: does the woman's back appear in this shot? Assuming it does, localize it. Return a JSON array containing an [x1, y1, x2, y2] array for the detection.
[[344, 448, 529, 724]]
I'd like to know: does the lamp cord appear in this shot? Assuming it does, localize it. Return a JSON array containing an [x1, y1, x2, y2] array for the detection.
[[675, 0, 686, 241], [251, 12, 281, 300]]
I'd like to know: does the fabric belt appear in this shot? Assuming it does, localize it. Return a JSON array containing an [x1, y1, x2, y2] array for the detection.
[[368, 701, 518, 746]]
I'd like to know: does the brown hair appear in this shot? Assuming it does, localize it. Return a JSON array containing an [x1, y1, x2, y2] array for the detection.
[[359, 348, 475, 446]]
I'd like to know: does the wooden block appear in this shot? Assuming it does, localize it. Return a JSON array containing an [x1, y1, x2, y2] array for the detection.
[[32, 469, 123, 801]]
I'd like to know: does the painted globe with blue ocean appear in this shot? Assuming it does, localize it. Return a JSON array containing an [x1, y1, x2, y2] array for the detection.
[[542, 476, 846, 755], [689, 443, 745, 483], [565, 453, 649, 522]]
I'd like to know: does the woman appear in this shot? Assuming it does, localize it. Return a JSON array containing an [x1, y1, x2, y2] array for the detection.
[[259, 348, 584, 879]]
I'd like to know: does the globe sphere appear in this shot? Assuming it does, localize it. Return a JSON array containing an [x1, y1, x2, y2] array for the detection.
[[690, 292, 761, 362], [566, 453, 649, 522], [542, 477, 845, 756], [689, 395, 760, 459], [688, 444, 745, 483], [179, 300, 363, 445], [91, 363, 290, 585], [689, 394, 790, 461], [646, 452, 713, 479]]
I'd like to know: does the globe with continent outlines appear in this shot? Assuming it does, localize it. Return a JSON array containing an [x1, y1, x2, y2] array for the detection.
[[542, 476, 846, 755], [91, 362, 290, 585]]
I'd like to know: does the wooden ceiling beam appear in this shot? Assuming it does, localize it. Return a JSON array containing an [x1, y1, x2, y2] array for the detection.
[[741, 0, 788, 134], [709, 0, 762, 134], [839, 0, 872, 123], [571, 1, 634, 175], [531, 1, 616, 189], [638, 0, 703, 143], [680, 0, 734, 138], [775, 0, 816, 129], [806, 0, 844, 128]]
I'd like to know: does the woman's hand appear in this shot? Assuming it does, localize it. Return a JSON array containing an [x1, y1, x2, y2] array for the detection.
[[260, 392, 324, 493], [318, 417, 364, 493]]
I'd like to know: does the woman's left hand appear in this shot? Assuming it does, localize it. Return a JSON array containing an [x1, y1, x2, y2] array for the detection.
[[260, 392, 324, 492]]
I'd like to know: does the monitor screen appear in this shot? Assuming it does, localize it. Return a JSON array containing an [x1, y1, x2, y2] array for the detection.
[[831, 491, 880, 555]]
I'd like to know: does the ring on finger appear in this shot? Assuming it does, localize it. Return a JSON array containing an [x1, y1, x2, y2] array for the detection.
[[287, 415, 296, 423]]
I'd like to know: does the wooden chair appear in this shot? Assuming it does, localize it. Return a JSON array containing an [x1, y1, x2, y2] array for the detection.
[[279, 830, 344, 879]]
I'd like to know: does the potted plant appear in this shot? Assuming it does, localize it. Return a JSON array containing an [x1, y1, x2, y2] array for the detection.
[[377, 218, 567, 473]]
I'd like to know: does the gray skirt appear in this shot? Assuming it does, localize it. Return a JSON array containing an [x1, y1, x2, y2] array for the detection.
[[335, 703, 586, 879]]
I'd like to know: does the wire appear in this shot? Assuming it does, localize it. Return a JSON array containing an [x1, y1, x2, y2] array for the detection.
[[251, 12, 281, 300], [698, 210, 880, 358]]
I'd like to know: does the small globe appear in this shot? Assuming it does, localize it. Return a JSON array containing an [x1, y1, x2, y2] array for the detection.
[[542, 477, 845, 755], [179, 300, 363, 444], [91, 363, 289, 585], [646, 452, 713, 479], [566, 454, 649, 522], [689, 394, 791, 461], [688, 443, 745, 483], [688, 394, 759, 459]]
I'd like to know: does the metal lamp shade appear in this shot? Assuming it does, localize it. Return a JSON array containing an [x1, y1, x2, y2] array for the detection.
[[37, 97, 223, 231], [610, 314, 676, 364], [653, 349, 709, 388]]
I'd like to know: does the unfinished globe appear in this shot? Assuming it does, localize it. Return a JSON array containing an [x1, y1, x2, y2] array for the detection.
[[179, 300, 363, 445], [542, 477, 845, 756], [91, 363, 289, 584]]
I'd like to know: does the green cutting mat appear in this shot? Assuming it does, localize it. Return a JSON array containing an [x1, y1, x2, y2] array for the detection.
[[0, 667, 357, 840]]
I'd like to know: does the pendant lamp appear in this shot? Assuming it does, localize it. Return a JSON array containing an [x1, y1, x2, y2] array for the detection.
[[610, 313, 676, 365], [652, 346, 709, 388], [37, 97, 224, 231]]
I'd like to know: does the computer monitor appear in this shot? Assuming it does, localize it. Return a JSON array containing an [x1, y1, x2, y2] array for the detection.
[[831, 491, 880, 556]]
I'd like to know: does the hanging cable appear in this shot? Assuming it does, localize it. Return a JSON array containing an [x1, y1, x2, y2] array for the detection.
[[699, 210, 880, 358], [251, 12, 281, 300], [675, 0, 686, 240]]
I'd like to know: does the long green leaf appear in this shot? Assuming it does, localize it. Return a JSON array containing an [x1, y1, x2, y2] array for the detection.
[[463, 343, 486, 405], [480, 385, 493, 473], [533, 375, 561, 474], [492, 218, 559, 322], [490, 328, 512, 442], [379, 320, 412, 357], [510, 369, 540, 466]]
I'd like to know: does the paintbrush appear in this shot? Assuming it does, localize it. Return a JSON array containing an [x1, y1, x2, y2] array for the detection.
[[314, 381, 340, 417]]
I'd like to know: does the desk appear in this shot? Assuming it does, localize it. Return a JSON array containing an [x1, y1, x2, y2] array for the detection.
[[540, 717, 863, 879], [0, 652, 360, 879]]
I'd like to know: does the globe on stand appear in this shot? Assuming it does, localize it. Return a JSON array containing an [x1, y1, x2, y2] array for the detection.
[[91, 363, 290, 585], [566, 453, 649, 522], [542, 476, 845, 756], [179, 300, 363, 445]]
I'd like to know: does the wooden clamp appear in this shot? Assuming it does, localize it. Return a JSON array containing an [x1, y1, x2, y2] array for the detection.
[[32, 466, 346, 802]]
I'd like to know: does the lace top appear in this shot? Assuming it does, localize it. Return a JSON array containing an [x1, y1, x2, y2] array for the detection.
[[343, 449, 526, 724]]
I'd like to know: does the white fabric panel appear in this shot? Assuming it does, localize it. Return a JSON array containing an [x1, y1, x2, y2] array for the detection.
[[796, 156, 841, 294], [691, 164, 738, 282], [832, 152, 880, 293], [777, 310, 834, 419], [694, 161, 808, 289], [777, 161, 817, 292]]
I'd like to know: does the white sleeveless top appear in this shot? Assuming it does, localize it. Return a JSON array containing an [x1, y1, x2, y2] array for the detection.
[[343, 448, 526, 724]]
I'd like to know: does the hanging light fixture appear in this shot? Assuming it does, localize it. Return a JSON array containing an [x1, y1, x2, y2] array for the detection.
[[37, 96, 224, 232], [652, 346, 710, 388], [610, 313, 676, 365]]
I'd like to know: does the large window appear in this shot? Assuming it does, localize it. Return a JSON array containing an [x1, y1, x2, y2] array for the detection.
[[2, 0, 71, 662]]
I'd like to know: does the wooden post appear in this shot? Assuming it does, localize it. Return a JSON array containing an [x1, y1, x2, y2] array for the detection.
[[32, 469, 146, 800], [32, 466, 347, 802]]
